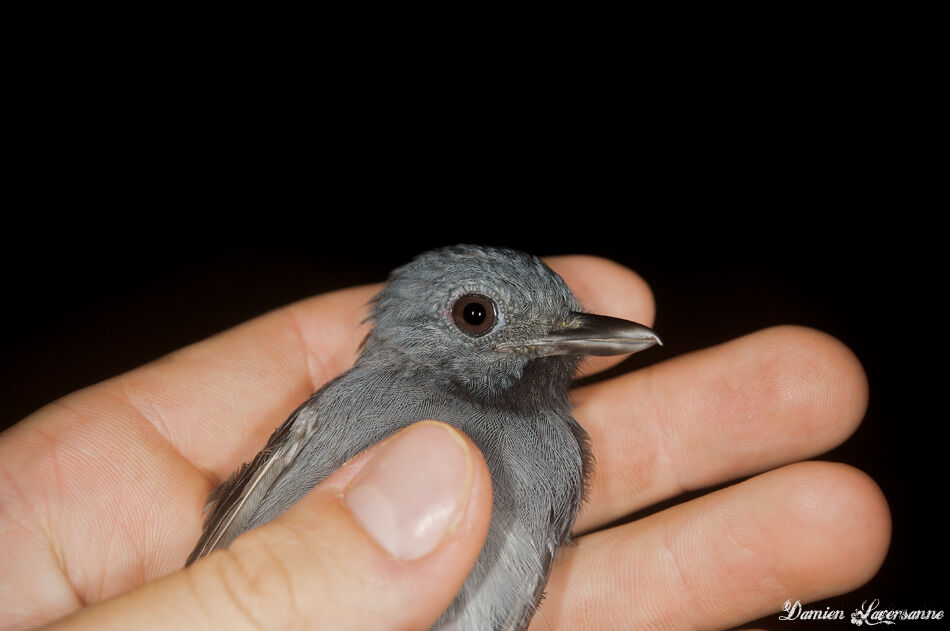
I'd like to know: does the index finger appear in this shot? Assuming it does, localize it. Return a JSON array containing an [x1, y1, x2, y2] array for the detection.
[[12, 255, 654, 481]]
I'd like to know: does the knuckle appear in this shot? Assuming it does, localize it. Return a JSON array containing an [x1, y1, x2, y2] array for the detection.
[[206, 531, 305, 631]]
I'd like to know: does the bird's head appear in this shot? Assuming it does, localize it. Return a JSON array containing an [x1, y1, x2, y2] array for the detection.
[[362, 245, 661, 398]]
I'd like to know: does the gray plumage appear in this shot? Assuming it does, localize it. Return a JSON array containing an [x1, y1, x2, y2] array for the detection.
[[187, 244, 660, 630]]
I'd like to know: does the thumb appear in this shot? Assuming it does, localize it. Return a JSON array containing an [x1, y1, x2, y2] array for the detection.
[[47, 421, 493, 631]]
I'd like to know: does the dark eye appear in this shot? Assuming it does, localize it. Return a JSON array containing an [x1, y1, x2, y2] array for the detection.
[[452, 293, 497, 336]]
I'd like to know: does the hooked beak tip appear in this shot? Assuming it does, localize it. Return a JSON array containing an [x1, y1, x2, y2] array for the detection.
[[499, 312, 662, 357]]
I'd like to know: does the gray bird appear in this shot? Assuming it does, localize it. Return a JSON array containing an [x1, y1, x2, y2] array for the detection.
[[187, 244, 661, 630]]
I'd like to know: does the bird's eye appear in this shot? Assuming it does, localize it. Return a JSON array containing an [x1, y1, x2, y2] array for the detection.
[[452, 293, 497, 337]]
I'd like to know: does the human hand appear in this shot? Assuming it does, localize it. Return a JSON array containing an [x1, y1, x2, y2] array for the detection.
[[0, 256, 889, 630]]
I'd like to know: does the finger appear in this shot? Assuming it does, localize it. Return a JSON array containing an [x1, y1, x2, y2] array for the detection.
[[531, 461, 891, 631], [12, 284, 380, 482], [14, 255, 653, 484], [573, 326, 868, 533], [43, 421, 493, 631]]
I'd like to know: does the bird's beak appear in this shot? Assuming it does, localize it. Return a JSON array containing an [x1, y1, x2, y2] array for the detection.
[[500, 312, 662, 357]]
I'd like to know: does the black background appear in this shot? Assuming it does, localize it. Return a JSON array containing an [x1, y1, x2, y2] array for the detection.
[[1, 33, 942, 628]]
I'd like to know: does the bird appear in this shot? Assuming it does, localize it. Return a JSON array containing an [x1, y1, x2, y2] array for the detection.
[[186, 244, 661, 630]]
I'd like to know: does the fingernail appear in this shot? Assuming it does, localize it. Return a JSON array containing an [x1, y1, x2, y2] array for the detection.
[[344, 422, 473, 560]]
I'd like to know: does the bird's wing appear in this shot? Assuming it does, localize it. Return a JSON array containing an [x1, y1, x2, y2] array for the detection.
[[185, 402, 314, 565], [503, 417, 590, 630], [499, 536, 559, 631]]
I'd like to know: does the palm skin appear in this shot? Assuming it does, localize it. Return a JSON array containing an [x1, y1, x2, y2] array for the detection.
[[0, 255, 889, 631]]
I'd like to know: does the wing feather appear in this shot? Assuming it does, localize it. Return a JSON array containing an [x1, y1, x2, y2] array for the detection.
[[186, 403, 313, 565]]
